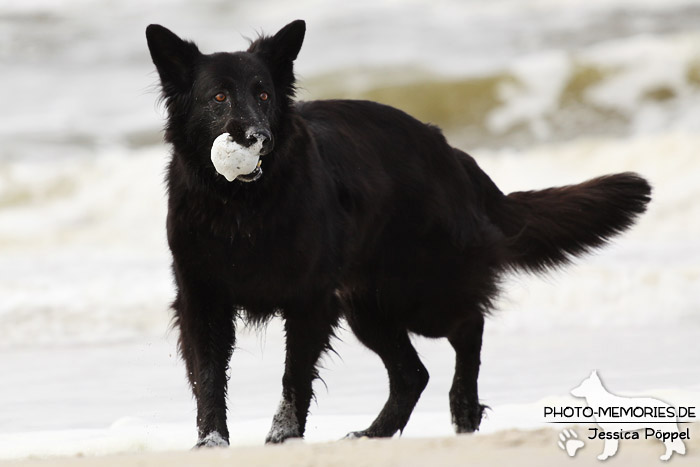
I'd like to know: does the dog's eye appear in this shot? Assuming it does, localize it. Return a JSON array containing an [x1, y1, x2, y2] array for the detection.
[[259, 92, 269, 102], [214, 93, 227, 102]]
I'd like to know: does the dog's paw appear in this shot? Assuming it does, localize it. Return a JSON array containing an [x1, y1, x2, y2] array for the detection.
[[557, 429, 584, 457], [452, 403, 488, 434], [265, 431, 301, 444], [265, 426, 301, 444], [265, 398, 302, 444], [343, 430, 370, 440], [194, 431, 229, 449]]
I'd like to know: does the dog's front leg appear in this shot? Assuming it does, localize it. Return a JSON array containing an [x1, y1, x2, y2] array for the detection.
[[173, 282, 235, 448], [265, 297, 337, 444]]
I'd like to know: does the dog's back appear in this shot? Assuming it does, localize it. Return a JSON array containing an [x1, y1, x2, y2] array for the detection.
[[298, 97, 650, 279]]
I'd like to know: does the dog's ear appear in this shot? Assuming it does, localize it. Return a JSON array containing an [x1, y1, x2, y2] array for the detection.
[[270, 19, 306, 63], [248, 20, 306, 64], [248, 20, 305, 104], [146, 24, 201, 95]]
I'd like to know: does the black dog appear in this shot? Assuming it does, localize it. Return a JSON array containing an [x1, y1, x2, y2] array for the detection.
[[146, 20, 651, 447]]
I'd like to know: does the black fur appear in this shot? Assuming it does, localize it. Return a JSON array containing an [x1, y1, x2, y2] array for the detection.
[[145, 20, 651, 447]]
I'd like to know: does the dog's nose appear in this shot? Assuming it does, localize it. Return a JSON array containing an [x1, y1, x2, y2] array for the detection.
[[245, 129, 274, 155], [253, 129, 271, 144]]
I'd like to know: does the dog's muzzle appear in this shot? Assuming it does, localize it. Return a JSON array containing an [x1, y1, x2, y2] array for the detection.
[[236, 163, 263, 183], [210, 132, 265, 183]]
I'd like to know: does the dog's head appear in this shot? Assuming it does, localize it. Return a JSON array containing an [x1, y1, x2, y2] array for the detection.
[[570, 370, 603, 398], [146, 20, 305, 176]]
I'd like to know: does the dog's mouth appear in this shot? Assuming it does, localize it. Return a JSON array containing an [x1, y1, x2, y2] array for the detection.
[[210, 133, 264, 183], [236, 161, 263, 183]]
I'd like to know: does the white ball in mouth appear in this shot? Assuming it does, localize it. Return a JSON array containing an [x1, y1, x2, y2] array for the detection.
[[210, 133, 262, 182]]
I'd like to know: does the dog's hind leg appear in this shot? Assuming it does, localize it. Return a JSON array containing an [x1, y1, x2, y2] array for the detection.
[[265, 297, 337, 444], [448, 313, 487, 433], [344, 301, 429, 438]]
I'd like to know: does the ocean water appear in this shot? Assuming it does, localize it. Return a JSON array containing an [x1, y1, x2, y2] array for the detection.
[[1, 0, 699, 459]]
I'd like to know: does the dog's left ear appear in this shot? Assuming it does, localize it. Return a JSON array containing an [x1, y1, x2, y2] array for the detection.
[[249, 19, 306, 65], [248, 20, 305, 103], [273, 19, 306, 62]]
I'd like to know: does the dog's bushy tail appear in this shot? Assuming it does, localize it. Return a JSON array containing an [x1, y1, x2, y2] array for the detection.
[[493, 173, 651, 273]]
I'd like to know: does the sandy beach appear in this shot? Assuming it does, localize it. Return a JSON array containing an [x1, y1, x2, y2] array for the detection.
[[6, 424, 699, 467]]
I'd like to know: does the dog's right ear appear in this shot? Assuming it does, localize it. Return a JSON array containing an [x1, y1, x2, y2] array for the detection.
[[146, 24, 201, 95]]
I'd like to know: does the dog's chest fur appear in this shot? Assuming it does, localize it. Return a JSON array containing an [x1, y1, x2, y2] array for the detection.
[[166, 176, 337, 308]]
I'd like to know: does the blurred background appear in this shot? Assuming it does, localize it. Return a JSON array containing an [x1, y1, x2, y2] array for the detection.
[[1, 0, 699, 458]]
